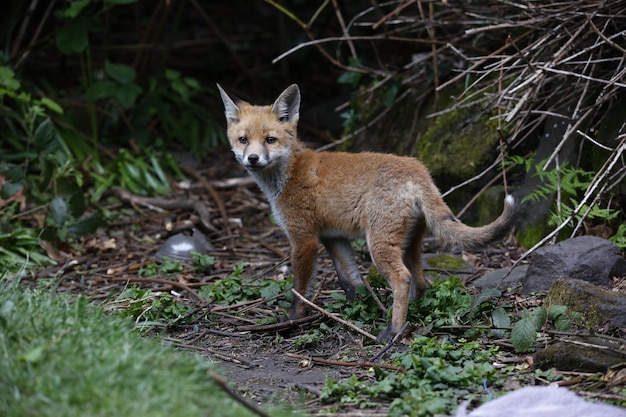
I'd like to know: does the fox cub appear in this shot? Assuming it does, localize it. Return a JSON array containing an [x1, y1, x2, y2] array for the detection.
[[218, 84, 515, 342]]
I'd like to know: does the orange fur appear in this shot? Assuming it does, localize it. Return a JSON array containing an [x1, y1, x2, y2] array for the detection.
[[218, 84, 515, 342]]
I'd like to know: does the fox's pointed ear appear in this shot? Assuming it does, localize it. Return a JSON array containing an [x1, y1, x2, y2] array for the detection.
[[217, 84, 241, 123], [271, 84, 300, 123]]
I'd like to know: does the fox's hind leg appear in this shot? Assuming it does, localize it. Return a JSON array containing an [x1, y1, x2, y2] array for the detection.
[[367, 233, 412, 342], [321, 237, 365, 300], [403, 218, 428, 301]]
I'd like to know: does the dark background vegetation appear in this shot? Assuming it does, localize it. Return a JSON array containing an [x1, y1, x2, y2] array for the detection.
[[1, 0, 625, 269]]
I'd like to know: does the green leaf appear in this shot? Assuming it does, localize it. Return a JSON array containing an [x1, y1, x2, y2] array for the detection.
[[50, 197, 68, 226], [63, 0, 90, 18], [554, 314, 571, 331], [89, 80, 118, 100], [490, 306, 510, 338], [56, 20, 89, 54], [34, 118, 63, 155], [114, 84, 142, 109], [383, 83, 399, 108], [19, 345, 46, 363], [0, 66, 20, 91], [1, 182, 22, 200], [511, 316, 537, 352], [548, 305, 568, 321], [105, 61, 136, 84], [530, 306, 547, 329], [39, 97, 63, 114]]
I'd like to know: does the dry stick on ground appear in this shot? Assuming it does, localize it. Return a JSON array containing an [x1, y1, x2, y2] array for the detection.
[[110, 186, 216, 233], [285, 353, 405, 372], [237, 313, 322, 333], [207, 371, 273, 417], [181, 165, 231, 239], [291, 288, 377, 341], [104, 276, 205, 304]]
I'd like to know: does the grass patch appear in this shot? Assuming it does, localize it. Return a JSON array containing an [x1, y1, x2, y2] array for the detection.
[[0, 280, 290, 417]]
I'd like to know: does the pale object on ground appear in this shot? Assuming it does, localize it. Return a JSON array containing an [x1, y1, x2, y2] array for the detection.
[[455, 386, 626, 417]]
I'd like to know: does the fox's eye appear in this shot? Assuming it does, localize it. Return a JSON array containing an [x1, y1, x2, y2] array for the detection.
[[238, 137, 248, 144], [266, 136, 277, 144]]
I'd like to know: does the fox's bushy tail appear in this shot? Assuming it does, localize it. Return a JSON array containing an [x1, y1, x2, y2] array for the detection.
[[424, 194, 516, 248]]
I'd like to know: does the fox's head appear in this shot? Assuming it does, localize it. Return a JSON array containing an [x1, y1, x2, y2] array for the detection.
[[217, 84, 300, 172]]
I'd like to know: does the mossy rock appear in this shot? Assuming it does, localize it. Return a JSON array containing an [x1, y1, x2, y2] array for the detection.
[[413, 104, 500, 186], [426, 254, 467, 270], [548, 278, 626, 329]]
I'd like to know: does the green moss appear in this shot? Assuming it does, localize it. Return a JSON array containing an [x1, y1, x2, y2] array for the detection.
[[426, 254, 465, 270], [415, 104, 499, 180], [517, 224, 547, 249]]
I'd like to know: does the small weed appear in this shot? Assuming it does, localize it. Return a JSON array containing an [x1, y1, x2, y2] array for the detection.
[[198, 262, 292, 307], [321, 335, 499, 416], [191, 252, 216, 273], [291, 323, 332, 348], [408, 275, 473, 328], [115, 286, 190, 325]]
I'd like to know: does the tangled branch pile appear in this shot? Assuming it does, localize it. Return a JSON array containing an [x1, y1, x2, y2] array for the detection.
[[273, 0, 626, 247]]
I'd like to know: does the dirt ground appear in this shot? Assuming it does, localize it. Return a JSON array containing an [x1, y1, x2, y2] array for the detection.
[[26, 148, 570, 415]]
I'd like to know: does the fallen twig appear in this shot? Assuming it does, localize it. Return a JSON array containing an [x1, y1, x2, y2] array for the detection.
[[208, 371, 273, 417], [291, 288, 377, 341], [104, 276, 205, 304], [285, 353, 405, 372]]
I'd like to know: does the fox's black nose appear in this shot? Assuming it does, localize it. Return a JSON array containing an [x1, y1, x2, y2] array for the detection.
[[247, 154, 259, 164]]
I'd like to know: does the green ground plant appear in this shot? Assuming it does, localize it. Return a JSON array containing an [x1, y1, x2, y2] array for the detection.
[[0, 281, 292, 417], [320, 275, 585, 415]]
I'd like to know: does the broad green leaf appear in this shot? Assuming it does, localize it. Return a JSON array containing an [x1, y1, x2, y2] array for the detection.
[[67, 212, 104, 236], [530, 306, 548, 329], [63, 0, 90, 18], [56, 20, 89, 54], [105, 61, 136, 84], [1, 182, 22, 200], [89, 80, 118, 100], [555, 314, 571, 331], [548, 305, 568, 321], [0, 66, 20, 91], [34, 118, 63, 155], [114, 84, 142, 108], [490, 306, 510, 338], [49, 197, 68, 226], [511, 317, 537, 352]]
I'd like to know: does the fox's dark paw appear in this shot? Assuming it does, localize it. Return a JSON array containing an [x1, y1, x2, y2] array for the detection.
[[341, 283, 365, 301], [376, 326, 398, 343]]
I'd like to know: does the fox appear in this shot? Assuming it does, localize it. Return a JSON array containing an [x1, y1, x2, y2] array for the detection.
[[217, 83, 515, 342]]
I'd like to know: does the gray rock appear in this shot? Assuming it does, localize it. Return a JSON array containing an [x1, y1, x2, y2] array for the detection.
[[472, 264, 528, 291], [548, 277, 626, 330], [521, 236, 626, 294], [454, 386, 626, 417], [534, 339, 626, 373]]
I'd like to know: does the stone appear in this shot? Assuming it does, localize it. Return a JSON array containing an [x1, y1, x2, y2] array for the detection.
[[472, 264, 528, 291], [534, 340, 626, 373], [548, 278, 626, 330], [453, 386, 626, 417], [521, 236, 626, 294]]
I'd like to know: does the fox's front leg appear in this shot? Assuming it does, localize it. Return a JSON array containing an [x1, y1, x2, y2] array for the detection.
[[289, 238, 320, 319], [321, 237, 365, 299]]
